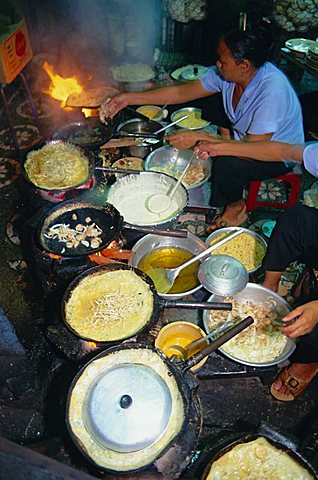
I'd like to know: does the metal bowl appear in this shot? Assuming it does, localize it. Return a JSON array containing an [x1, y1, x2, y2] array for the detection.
[[106, 171, 188, 227], [205, 227, 267, 274], [115, 118, 163, 158], [145, 146, 211, 190], [202, 283, 296, 367], [170, 107, 210, 130], [128, 232, 206, 299]]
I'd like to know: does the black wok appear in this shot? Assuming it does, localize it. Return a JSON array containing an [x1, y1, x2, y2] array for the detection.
[[201, 421, 317, 479], [51, 117, 113, 150], [38, 200, 188, 257], [61, 263, 234, 343], [66, 319, 253, 474]]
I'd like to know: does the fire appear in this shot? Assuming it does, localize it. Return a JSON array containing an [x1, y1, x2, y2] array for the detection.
[[42, 61, 83, 108]]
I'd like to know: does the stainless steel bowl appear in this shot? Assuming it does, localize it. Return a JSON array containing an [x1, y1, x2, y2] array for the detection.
[[170, 107, 210, 130], [205, 227, 267, 274], [145, 146, 211, 190], [115, 118, 163, 158], [128, 232, 206, 299], [202, 283, 296, 367]]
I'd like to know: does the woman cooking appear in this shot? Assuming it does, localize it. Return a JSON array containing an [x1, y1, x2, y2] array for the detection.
[[100, 19, 304, 232]]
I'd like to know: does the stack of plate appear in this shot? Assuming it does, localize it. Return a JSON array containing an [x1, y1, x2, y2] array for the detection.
[[305, 45, 318, 70], [285, 38, 318, 59]]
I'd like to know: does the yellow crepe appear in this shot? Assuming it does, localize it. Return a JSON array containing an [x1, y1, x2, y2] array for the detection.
[[65, 269, 154, 341], [206, 437, 314, 480], [25, 142, 89, 190]]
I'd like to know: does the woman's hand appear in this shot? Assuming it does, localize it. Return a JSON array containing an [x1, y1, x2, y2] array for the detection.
[[99, 93, 130, 122], [194, 140, 227, 159], [280, 300, 318, 339], [165, 130, 211, 149]]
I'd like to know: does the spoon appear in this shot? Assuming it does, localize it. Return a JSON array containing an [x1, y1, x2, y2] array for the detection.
[[146, 153, 195, 214], [153, 103, 168, 119], [165, 320, 234, 360], [148, 228, 244, 293]]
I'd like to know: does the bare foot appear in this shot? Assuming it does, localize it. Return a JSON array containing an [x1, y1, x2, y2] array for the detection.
[[271, 363, 318, 401]]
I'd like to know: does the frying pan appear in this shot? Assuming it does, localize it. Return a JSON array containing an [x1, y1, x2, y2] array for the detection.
[[61, 263, 233, 343], [38, 200, 188, 257], [66, 320, 253, 473], [51, 117, 113, 150], [201, 421, 317, 479], [23, 140, 96, 192]]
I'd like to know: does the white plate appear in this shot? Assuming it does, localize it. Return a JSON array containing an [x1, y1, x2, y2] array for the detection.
[[171, 64, 208, 82], [285, 38, 318, 54]]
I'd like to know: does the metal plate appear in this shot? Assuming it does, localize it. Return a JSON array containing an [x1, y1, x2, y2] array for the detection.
[[202, 283, 296, 367]]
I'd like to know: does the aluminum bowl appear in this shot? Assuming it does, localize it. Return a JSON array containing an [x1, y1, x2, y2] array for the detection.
[[115, 118, 164, 158], [170, 107, 210, 130], [145, 146, 211, 190], [202, 283, 296, 367], [205, 227, 267, 274], [128, 232, 206, 299]]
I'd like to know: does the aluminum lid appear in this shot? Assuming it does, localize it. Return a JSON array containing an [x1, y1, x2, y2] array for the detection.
[[83, 363, 173, 453], [198, 254, 248, 296]]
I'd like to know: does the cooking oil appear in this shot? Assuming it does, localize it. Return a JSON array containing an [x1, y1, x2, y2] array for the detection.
[[137, 246, 200, 294]]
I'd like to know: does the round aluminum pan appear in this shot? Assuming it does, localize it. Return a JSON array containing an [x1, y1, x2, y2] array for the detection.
[[145, 145, 211, 190], [202, 283, 296, 367], [171, 107, 210, 130], [128, 232, 207, 300], [205, 227, 267, 274]]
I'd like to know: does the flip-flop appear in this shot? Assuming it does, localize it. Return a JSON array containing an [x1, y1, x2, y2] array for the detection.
[[270, 366, 318, 402], [207, 212, 248, 233]]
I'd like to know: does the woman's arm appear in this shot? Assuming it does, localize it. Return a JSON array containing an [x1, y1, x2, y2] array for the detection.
[[194, 140, 305, 163], [99, 80, 212, 121]]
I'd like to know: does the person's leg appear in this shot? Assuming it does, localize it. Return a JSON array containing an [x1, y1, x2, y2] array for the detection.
[[209, 156, 291, 228], [263, 205, 318, 289]]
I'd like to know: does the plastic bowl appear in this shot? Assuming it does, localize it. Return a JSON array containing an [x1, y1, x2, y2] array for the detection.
[[155, 321, 209, 371]]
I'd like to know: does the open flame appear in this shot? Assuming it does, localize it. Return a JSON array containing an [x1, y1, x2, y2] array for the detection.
[[42, 61, 83, 108]]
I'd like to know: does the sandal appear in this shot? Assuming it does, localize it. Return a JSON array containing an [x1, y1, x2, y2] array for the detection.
[[270, 365, 318, 402], [207, 212, 248, 233]]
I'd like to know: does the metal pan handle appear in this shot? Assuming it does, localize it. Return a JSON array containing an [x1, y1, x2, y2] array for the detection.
[[182, 316, 254, 371], [123, 223, 188, 238], [163, 300, 232, 310]]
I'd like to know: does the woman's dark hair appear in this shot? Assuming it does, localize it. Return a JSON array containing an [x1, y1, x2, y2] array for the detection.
[[222, 19, 274, 67]]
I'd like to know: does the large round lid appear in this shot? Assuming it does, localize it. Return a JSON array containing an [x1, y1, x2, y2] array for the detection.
[[67, 345, 185, 472], [198, 254, 248, 296], [84, 363, 172, 452]]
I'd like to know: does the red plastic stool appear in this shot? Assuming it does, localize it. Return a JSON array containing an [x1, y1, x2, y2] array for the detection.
[[245, 172, 302, 212]]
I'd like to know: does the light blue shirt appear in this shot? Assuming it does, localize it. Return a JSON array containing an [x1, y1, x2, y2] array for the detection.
[[303, 143, 318, 177], [200, 63, 304, 152]]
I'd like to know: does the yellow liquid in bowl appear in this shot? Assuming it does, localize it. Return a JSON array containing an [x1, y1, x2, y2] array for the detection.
[[137, 247, 200, 294]]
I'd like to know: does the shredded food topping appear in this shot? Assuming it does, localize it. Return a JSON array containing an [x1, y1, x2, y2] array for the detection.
[[208, 297, 288, 363]]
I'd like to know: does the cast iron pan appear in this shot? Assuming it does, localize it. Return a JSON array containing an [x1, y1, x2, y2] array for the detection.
[[201, 421, 317, 479], [51, 117, 113, 150], [38, 200, 188, 257], [61, 263, 233, 343], [23, 140, 96, 191]]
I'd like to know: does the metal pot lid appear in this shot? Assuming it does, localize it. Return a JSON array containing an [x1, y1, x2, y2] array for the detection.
[[198, 254, 248, 296], [84, 363, 172, 453]]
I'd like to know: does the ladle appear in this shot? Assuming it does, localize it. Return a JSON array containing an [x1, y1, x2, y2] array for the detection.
[[148, 228, 244, 293], [146, 153, 195, 214], [152, 103, 168, 119], [166, 320, 234, 360]]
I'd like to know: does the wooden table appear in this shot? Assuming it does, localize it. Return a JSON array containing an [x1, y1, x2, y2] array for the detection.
[[277, 47, 318, 80]]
